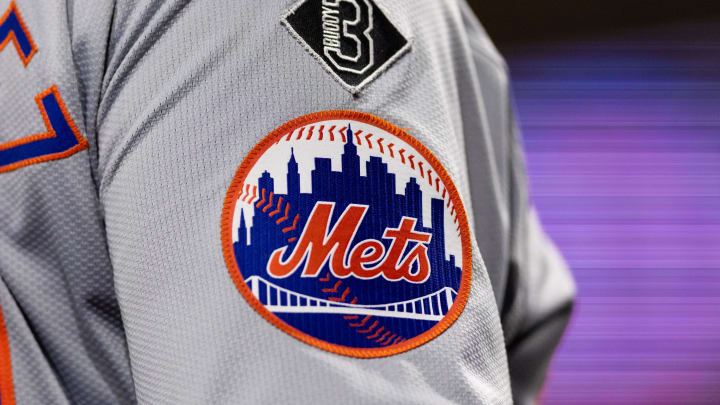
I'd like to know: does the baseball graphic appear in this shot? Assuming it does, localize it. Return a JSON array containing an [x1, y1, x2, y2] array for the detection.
[[221, 110, 472, 357]]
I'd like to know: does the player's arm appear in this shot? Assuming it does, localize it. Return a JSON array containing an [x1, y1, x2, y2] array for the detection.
[[503, 119, 575, 405], [96, 1, 514, 403], [458, 3, 576, 403]]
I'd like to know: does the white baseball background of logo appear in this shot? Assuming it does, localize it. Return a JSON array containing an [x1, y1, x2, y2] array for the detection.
[[231, 119, 463, 266]]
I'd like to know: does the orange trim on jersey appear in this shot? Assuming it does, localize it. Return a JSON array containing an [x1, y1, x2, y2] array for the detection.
[[0, 85, 88, 174], [220, 110, 474, 358], [0, 1, 37, 67], [0, 300, 15, 405]]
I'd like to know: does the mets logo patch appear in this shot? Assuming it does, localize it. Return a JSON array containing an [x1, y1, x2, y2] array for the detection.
[[221, 111, 472, 357]]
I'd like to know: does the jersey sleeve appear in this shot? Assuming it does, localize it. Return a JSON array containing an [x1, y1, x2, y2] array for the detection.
[[94, 0, 576, 402], [0, 1, 134, 404], [457, 3, 576, 404], [96, 1, 515, 403], [504, 119, 576, 405]]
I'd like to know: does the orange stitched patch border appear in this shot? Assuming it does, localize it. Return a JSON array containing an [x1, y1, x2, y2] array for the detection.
[[220, 110, 473, 358]]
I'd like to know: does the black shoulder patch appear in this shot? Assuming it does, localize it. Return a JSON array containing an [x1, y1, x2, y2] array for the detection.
[[282, 0, 410, 94]]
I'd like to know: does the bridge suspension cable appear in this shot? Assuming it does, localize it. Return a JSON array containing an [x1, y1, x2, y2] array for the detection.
[[246, 276, 457, 322]]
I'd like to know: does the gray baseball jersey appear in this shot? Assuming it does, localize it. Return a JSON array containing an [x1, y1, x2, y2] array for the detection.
[[0, 1, 574, 404]]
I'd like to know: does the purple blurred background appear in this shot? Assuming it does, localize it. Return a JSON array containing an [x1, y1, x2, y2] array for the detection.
[[466, 2, 720, 403], [506, 20, 720, 405]]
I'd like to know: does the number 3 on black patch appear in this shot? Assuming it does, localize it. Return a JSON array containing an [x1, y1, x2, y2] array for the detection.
[[282, 0, 411, 94]]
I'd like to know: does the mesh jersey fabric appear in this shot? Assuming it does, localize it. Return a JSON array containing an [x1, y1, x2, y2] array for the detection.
[[0, 1, 574, 404], [0, 1, 135, 404]]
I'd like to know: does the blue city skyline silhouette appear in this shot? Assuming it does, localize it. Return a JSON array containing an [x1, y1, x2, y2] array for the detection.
[[233, 125, 462, 348]]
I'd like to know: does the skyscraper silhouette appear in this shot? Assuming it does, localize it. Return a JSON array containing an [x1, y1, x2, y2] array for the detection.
[[234, 125, 461, 304]]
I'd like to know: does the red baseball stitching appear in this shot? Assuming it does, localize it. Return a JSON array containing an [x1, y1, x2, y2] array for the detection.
[[255, 189, 266, 208], [240, 184, 250, 201], [357, 320, 378, 334], [259, 122, 462, 346], [271, 123, 462, 241], [375, 330, 391, 343], [329, 288, 350, 302], [322, 280, 342, 293], [282, 215, 300, 233], [275, 204, 290, 224], [262, 192, 274, 212], [366, 326, 384, 339], [349, 315, 370, 328], [222, 111, 472, 358], [318, 272, 406, 344], [364, 133, 373, 148], [241, 122, 462, 338], [269, 197, 283, 217], [339, 126, 347, 142], [241, 186, 301, 243]]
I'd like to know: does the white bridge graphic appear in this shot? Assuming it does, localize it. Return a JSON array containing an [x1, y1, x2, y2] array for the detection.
[[246, 276, 457, 322]]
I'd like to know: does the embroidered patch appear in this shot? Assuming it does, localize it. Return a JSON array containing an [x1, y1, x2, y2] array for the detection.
[[221, 111, 471, 357], [281, 0, 410, 94]]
